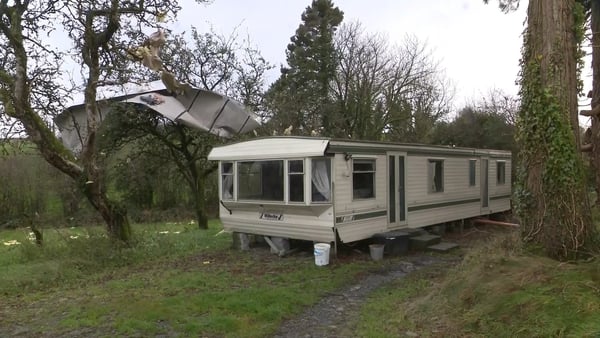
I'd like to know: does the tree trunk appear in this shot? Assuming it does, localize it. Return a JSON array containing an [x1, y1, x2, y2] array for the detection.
[[186, 160, 209, 230], [193, 176, 208, 230], [590, 1, 600, 206], [80, 172, 132, 242], [517, 0, 594, 259]]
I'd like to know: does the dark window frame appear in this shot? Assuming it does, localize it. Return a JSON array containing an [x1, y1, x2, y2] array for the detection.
[[288, 159, 305, 203], [468, 159, 477, 187], [352, 158, 376, 200], [497, 161, 506, 185]]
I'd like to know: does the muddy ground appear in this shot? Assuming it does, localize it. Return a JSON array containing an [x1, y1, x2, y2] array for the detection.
[[273, 224, 505, 337]]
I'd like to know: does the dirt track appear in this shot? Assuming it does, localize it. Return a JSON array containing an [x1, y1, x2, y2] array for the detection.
[[273, 254, 459, 338]]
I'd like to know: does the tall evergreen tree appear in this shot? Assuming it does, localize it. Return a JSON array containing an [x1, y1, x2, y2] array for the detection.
[[266, 0, 343, 136]]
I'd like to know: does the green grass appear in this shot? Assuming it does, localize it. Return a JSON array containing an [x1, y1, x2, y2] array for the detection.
[[0, 221, 380, 337], [0, 221, 223, 294], [354, 232, 600, 337], [6, 222, 598, 337]]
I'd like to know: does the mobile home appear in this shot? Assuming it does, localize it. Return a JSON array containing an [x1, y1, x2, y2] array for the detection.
[[207, 137, 511, 244]]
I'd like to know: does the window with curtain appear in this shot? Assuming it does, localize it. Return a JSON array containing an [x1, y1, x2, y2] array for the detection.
[[311, 158, 331, 202], [428, 159, 444, 193], [221, 162, 233, 200], [353, 159, 375, 199]]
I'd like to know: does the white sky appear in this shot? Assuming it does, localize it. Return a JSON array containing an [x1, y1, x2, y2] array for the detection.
[[176, 0, 529, 109]]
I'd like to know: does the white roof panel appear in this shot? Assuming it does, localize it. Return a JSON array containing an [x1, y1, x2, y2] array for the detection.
[[208, 137, 330, 160], [56, 81, 260, 153]]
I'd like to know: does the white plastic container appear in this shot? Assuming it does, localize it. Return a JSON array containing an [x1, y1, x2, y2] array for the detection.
[[314, 243, 331, 266], [369, 244, 385, 261]]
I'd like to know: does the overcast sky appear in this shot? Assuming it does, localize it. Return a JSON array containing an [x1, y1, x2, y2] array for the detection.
[[175, 0, 528, 109]]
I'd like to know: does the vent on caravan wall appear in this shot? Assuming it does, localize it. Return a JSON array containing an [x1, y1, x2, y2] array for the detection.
[[55, 81, 260, 153]]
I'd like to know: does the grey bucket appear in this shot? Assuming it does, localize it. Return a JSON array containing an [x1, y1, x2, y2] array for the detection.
[[369, 244, 385, 261]]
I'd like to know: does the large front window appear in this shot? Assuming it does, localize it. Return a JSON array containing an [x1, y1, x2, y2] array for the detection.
[[353, 159, 375, 199], [238, 160, 283, 201]]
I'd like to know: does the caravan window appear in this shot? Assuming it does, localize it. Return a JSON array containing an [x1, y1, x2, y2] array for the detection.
[[497, 161, 506, 185], [221, 162, 234, 200], [288, 160, 304, 202], [428, 159, 444, 193], [237, 160, 284, 201], [468, 160, 476, 187], [311, 158, 331, 202], [353, 159, 375, 199]]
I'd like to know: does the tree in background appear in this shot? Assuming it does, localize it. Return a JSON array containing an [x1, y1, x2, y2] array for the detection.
[[265, 0, 343, 136], [100, 28, 271, 229], [432, 107, 515, 151], [0, 1, 202, 242], [331, 22, 452, 141], [432, 90, 517, 151], [267, 3, 451, 142]]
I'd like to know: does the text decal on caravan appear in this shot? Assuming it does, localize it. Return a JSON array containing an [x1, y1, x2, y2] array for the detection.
[[260, 212, 284, 221]]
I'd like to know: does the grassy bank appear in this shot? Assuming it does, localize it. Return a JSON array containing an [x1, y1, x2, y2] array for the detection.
[[355, 232, 600, 337], [0, 221, 380, 337]]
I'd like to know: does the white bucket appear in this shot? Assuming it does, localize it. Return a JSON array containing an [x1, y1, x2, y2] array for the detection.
[[369, 244, 385, 261], [314, 243, 331, 266]]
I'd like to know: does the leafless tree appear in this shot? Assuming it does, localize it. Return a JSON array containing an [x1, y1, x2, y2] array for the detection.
[[473, 88, 520, 125], [330, 22, 454, 141]]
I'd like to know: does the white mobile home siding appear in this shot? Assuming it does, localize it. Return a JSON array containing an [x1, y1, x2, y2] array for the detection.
[[209, 137, 512, 244], [405, 154, 483, 228], [489, 158, 512, 213], [219, 202, 336, 242], [332, 153, 388, 242]]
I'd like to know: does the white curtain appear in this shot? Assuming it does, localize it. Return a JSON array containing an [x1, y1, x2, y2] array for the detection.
[[312, 159, 331, 201], [222, 175, 233, 199], [428, 161, 436, 192]]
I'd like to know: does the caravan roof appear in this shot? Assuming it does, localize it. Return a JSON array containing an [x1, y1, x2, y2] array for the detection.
[[207, 136, 512, 161]]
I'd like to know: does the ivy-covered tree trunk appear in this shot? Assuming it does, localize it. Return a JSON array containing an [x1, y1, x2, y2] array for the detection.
[[516, 0, 594, 259], [590, 1, 600, 206]]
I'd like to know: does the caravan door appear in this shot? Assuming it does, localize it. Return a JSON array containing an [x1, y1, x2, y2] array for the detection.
[[481, 157, 490, 213], [387, 152, 407, 227]]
